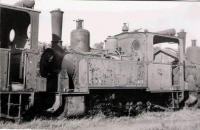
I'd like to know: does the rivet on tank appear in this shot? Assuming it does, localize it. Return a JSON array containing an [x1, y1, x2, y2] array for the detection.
[[70, 19, 90, 52]]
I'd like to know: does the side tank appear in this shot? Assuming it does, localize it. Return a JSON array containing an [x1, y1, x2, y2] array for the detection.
[[105, 36, 117, 53], [186, 40, 200, 64], [70, 19, 90, 52]]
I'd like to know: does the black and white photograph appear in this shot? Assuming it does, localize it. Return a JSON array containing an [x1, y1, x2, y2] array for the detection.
[[0, 0, 200, 129]]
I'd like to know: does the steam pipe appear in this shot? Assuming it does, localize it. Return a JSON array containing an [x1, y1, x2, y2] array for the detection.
[[191, 39, 196, 46], [177, 29, 187, 54], [76, 19, 84, 29]]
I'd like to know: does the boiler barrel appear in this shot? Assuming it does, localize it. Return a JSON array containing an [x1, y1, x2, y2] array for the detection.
[[40, 49, 76, 78]]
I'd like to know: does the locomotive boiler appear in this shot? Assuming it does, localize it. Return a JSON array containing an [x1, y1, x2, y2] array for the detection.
[[0, 1, 200, 122]]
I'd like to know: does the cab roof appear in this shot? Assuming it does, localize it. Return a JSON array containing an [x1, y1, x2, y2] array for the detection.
[[0, 3, 41, 13]]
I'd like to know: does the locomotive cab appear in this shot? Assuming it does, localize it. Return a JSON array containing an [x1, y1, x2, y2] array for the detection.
[[149, 34, 183, 91], [1, 7, 30, 88], [0, 4, 41, 91], [113, 28, 185, 91], [0, 3, 45, 121]]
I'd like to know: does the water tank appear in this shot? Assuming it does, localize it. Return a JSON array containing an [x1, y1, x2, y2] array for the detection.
[[186, 40, 200, 64], [105, 36, 117, 53], [70, 19, 90, 52]]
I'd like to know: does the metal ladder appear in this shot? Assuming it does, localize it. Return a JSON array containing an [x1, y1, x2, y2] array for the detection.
[[169, 91, 184, 110], [0, 94, 22, 122]]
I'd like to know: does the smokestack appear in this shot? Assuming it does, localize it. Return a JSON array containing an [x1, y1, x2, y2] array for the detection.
[[191, 39, 197, 46], [50, 8, 64, 50], [177, 29, 186, 53], [76, 19, 83, 29]]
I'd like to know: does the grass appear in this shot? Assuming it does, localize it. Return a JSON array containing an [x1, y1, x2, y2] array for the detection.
[[0, 108, 200, 130]]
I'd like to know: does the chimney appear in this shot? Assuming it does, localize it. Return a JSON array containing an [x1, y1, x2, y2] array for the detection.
[[177, 29, 186, 54], [76, 19, 83, 29], [191, 39, 197, 46], [50, 8, 64, 50]]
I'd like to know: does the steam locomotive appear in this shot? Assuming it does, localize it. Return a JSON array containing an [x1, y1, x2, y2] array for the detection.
[[0, 0, 200, 122]]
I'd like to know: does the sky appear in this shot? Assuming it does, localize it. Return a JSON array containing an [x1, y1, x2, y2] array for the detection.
[[1, 0, 200, 48]]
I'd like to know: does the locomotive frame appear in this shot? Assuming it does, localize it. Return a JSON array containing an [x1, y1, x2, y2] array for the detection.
[[0, 3, 200, 122]]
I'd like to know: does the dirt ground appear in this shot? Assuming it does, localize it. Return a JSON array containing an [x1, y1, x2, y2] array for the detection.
[[0, 108, 200, 130]]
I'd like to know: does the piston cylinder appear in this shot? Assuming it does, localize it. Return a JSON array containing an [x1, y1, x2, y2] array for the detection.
[[40, 48, 76, 77]]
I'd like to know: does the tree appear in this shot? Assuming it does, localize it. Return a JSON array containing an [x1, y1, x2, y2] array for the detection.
[[62, 44, 69, 51], [94, 42, 104, 50]]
